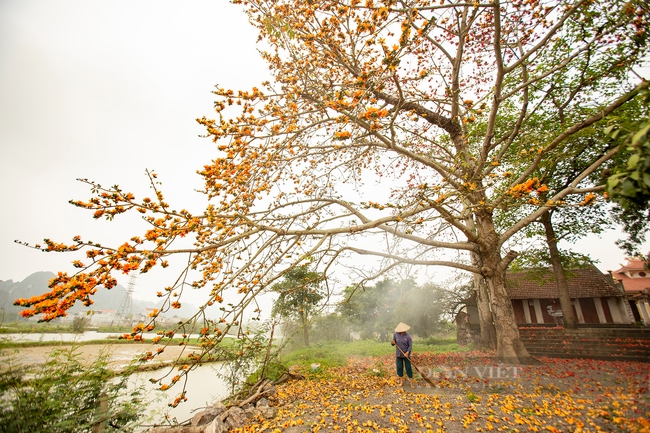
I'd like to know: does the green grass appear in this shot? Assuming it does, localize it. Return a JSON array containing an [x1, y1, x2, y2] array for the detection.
[[96, 325, 134, 333], [418, 337, 471, 354], [0, 323, 76, 334], [279, 337, 471, 369], [0, 323, 143, 334]]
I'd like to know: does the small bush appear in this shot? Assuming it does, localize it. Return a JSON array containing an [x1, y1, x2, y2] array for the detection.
[[72, 316, 91, 333], [0, 347, 147, 432]]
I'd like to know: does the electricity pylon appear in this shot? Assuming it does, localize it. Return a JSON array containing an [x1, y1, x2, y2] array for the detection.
[[111, 274, 136, 327]]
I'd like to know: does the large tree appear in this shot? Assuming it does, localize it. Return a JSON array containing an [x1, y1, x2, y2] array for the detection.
[[271, 264, 325, 346], [502, 130, 616, 329], [503, 90, 650, 328], [15, 0, 649, 364]]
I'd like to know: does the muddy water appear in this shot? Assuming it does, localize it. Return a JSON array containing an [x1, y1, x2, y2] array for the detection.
[[129, 363, 230, 426]]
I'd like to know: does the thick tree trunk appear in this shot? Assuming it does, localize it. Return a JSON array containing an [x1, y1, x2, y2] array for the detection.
[[474, 275, 497, 350], [484, 271, 535, 363], [541, 212, 577, 329], [467, 211, 497, 349], [474, 210, 536, 364], [470, 252, 497, 349]]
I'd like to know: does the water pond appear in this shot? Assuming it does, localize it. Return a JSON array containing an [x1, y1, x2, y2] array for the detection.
[[1, 332, 236, 428], [130, 363, 231, 427]]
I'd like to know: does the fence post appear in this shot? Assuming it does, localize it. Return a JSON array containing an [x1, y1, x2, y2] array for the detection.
[[92, 392, 108, 433]]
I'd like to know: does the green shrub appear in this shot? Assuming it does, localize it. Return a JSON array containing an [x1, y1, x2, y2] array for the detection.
[[72, 317, 91, 333], [0, 347, 147, 432]]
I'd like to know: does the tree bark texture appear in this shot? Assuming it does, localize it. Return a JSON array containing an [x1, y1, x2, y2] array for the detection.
[[541, 211, 578, 328], [475, 275, 498, 350], [471, 252, 497, 350], [474, 210, 535, 364]]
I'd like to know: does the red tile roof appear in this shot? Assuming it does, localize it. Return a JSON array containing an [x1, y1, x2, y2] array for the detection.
[[505, 266, 624, 299], [617, 277, 650, 293], [611, 258, 647, 273], [610, 258, 650, 294]]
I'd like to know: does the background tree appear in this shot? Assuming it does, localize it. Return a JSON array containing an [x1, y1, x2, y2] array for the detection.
[[338, 280, 396, 341], [310, 311, 352, 343], [501, 131, 616, 329], [271, 265, 325, 346], [72, 316, 91, 333], [392, 279, 471, 338], [14, 0, 650, 365], [505, 90, 650, 326], [604, 87, 650, 259], [339, 277, 469, 340]]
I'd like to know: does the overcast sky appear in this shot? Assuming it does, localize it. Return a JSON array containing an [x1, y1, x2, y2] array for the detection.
[[0, 0, 267, 302], [0, 1, 647, 304]]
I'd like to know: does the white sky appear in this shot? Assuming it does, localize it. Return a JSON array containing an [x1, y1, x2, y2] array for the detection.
[[0, 0, 267, 303], [0, 1, 647, 304]]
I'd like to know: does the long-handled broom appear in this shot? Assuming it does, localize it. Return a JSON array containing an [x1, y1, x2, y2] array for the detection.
[[394, 344, 436, 387]]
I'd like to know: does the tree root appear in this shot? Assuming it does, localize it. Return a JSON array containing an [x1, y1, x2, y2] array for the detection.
[[225, 370, 305, 410]]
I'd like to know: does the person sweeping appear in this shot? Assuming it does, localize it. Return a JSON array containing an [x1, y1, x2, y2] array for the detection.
[[391, 322, 413, 387]]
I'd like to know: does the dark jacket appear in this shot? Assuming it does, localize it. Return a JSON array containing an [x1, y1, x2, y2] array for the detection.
[[392, 332, 412, 358]]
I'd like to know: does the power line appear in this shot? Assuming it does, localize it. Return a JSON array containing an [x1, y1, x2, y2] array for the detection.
[[111, 274, 136, 327]]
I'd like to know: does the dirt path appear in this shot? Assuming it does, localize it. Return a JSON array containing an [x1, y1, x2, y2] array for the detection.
[[234, 353, 650, 433], [0, 342, 202, 371]]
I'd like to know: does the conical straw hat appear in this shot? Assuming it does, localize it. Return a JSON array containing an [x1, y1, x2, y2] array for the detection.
[[395, 322, 410, 332]]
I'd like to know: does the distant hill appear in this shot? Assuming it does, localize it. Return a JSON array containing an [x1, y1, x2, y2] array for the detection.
[[0, 271, 200, 322], [0, 272, 56, 320]]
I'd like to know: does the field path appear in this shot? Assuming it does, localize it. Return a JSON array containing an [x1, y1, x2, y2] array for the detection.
[[1, 342, 201, 370]]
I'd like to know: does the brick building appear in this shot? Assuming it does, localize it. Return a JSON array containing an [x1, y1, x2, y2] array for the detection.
[[506, 265, 634, 325]]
